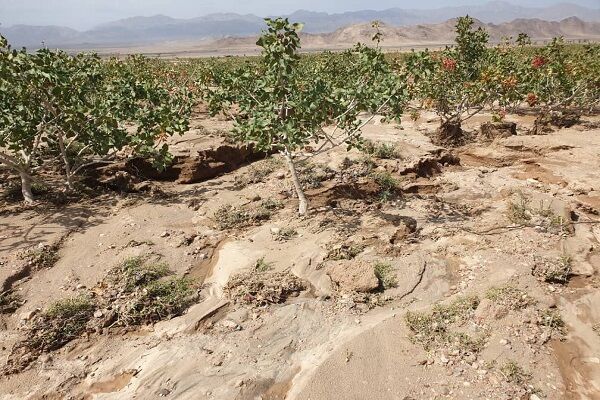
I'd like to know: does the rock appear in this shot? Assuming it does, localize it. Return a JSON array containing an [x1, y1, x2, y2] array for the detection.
[[218, 319, 242, 331], [530, 395, 542, 400], [94, 310, 104, 318], [327, 260, 380, 293], [20, 309, 39, 321], [157, 388, 171, 397], [275, 172, 286, 180], [474, 298, 493, 321], [160, 231, 170, 238], [270, 227, 281, 235]]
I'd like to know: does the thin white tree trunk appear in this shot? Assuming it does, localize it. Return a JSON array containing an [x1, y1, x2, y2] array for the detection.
[[19, 171, 34, 204], [57, 132, 74, 190], [283, 152, 308, 216]]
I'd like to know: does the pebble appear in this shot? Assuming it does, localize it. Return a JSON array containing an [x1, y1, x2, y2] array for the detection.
[[94, 310, 104, 318], [160, 231, 170, 238]]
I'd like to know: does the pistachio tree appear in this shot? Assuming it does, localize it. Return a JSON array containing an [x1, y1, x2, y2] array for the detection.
[[404, 16, 491, 142], [203, 18, 405, 215], [0, 36, 192, 202]]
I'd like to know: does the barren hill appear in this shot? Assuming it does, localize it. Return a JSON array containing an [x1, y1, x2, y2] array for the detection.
[[314, 17, 600, 47]]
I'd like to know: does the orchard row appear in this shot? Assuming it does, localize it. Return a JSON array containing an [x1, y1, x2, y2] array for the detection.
[[1, 17, 598, 212]]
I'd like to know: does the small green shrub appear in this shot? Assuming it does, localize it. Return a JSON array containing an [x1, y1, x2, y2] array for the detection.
[[362, 139, 402, 159], [253, 257, 273, 272], [373, 171, 399, 202]]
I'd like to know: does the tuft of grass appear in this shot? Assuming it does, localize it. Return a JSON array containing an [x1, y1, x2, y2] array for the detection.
[[113, 257, 171, 292], [214, 205, 252, 230], [405, 296, 484, 353], [105, 257, 198, 327], [373, 171, 399, 202], [4, 295, 95, 375], [326, 243, 365, 261], [374, 262, 398, 290], [485, 286, 534, 311], [0, 290, 24, 314], [500, 360, 532, 385]]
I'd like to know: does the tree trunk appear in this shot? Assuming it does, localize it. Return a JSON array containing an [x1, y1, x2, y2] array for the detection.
[[283, 152, 308, 216], [19, 171, 34, 204], [57, 133, 74, 190]]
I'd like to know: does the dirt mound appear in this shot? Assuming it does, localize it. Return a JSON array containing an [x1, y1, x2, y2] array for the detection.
[[432, 122, 468, 147], [90, 144, 267, 190]]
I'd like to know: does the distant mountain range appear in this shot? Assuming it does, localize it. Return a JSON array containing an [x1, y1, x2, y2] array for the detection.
[[1, 1, 599, 49]]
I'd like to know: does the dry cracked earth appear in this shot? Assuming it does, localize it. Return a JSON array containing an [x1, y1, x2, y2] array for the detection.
[[0, 110, 599, 400]]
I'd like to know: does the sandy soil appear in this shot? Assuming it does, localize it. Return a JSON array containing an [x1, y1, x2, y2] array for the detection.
[[1, 111, 599, 400]]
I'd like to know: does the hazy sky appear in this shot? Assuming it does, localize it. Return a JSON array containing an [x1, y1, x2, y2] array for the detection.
[[1, 0, 598, 30]]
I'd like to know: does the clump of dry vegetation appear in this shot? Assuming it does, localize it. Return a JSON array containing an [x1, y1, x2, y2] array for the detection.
[[325, 243, 365, 261], [405, 296, 485, 354], [506, 192, 567, 231], [298, 161, 336, 189], [0, 290, 24, 314], [235, 157, 283, 187], [225, 268, 306, 307], [373, 171, 400, 202], [3, 257, 198, 375], [485, 285, 535, 311], [272, 227, 298, 241], [374, 262, 398, 290], [103, 257, 198, 327], [533, 256, 572, 284], [214, 199, 283, 230], [19, 243, 60, 269], [537, 309, 566, 334], [500, 360, 532, 385], [4, 295, 95, 374]]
